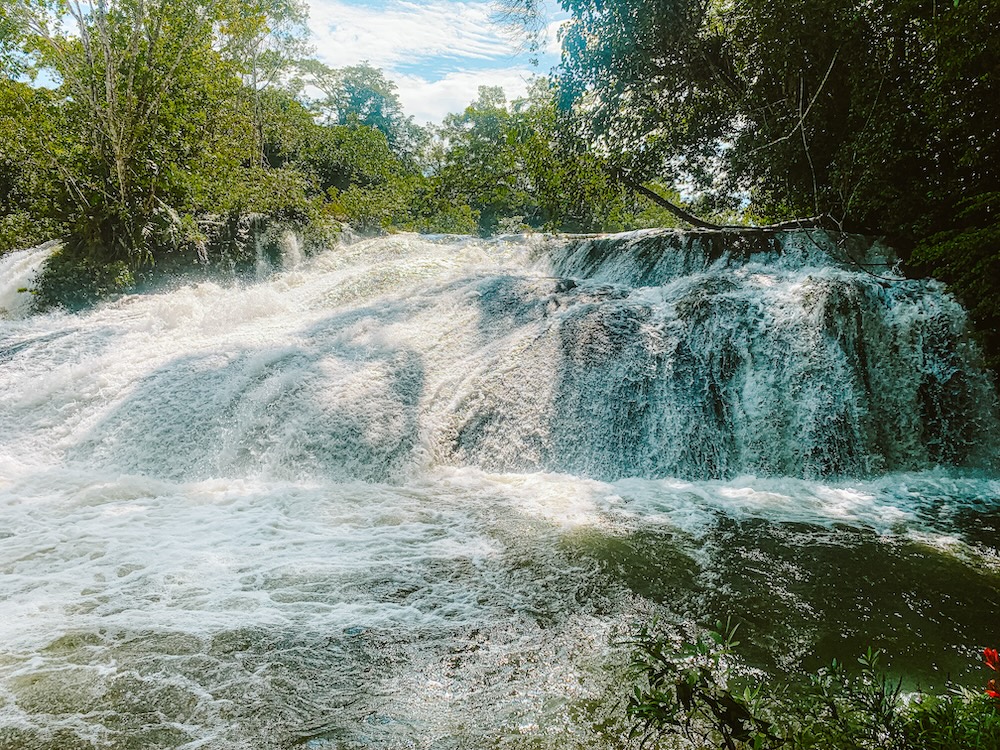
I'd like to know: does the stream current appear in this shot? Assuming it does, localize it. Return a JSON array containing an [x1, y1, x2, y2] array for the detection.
[[0, 230, 998, 748]]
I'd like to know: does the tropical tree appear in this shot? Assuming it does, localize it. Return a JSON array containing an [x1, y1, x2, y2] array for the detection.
[[507, 78, 657, 232], [0, 80, 61, 252], [432, 80, 682, 235], [300, 60, 426, 163], [3, 0, 327, 269], [217, 0, 311, 165], [434, 86, 528, 234], [8, 0, 249, 260]]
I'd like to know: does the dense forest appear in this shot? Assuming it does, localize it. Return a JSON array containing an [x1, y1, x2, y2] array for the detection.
[[1, 0, 998, 371]]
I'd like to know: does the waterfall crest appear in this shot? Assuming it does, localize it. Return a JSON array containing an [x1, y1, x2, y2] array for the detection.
[[1, 229, 995, 482]]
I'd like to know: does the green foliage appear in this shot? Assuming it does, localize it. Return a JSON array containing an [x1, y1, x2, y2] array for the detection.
[[538, 0, 1000, 232], [719, 0, 1000, 244], [300, 121, 401, 193], [1, 0, 366, 303], [4, 0, 501, 306], [13, 0, 995, 359], [0, 4, 26, 78], [554, 0, 734, 188], [910, 193, 1000, 373], [398, 192, 479, 235], [300, 60, 426, 164], [30, 245, 135, 312], [217, 0, 310, 91], [0, 80, 61, 253], [434, 81, 649, 236], [508, 79, 639, 233], [0, 0, 481, 292], [11, 0, 255, 261], [0, 213, 58, 255], [902, 690, 1000, 749], [627, 620, 779, 749], [216, 0, 311, 167], [435, 86, 525, 236], [627, 622, 1000, 750]]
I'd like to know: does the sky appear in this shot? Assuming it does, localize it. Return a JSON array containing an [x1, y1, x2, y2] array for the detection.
[[304, 0, 565, 124]]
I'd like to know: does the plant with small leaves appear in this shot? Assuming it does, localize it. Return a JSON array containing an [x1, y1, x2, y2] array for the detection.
[[626, 619, 781, 750], [624, 624, 1000, 750]]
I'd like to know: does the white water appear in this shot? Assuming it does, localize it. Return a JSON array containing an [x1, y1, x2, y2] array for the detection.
[[0, 231, 998, 749], [0, 242, 56, 319]]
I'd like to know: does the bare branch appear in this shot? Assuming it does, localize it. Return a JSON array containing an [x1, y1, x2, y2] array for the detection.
[[747, 48, 839, 156]]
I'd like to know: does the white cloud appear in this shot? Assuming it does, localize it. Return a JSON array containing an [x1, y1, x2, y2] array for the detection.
[[543, 19, 567, 58], [395, 67, 539, 123], [304, 0, 560, 122], [306, 0, 513, 71]]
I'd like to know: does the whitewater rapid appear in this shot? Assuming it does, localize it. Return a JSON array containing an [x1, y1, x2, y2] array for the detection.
[[0, 232, 997, 749]]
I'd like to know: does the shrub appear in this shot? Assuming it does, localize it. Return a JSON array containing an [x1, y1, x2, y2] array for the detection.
[[31, 246, 135, 312], [626, 621, 1000, 749]]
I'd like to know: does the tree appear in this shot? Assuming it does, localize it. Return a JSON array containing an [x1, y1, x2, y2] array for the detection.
[[508, 78, 663, 232], [300, 61, 426, 163], [2, 0, 479, 291], [551, 0, 736, 193], [0, 4, 26, 78], [0, 80, 61, 252], [431, 79, 685, 235], [5, 0, 325, 267], [217, 0, 311, 166], [435, 86, 527, 235], [9, 0, 252, 260], [505, 0, 998, 229]]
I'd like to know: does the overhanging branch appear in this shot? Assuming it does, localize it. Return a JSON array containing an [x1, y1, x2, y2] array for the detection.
[[620, 177, 725, 229], [620, 176, 832, 232]]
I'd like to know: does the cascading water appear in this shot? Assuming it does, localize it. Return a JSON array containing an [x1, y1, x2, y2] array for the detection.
[[0, 230, 998, 749], [0, 242, 56, 319]]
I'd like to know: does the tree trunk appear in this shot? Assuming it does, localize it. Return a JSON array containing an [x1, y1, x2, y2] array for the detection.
[[621, 177, 830, 232], [620, 177, 725, 229]]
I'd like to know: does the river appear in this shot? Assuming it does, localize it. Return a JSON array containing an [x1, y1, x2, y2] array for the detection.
[[0, 230, 997, 748]]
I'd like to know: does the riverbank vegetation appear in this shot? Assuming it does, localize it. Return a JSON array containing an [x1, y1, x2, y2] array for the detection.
[[624, 621, 1000, 749], [1, 0, 998, 371], [502, 0, 1000, 372]]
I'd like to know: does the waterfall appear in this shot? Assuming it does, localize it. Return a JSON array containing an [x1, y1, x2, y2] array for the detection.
[[448, 230, 997, 479], [5, 230, 992, 483], [0, 230, 997, 750], [0, 241, 58, 319]]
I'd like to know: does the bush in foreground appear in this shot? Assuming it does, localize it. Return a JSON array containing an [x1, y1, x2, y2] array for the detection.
[[626, 621, 1000, 749]]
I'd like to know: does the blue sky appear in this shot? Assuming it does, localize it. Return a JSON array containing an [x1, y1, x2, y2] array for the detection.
[[304, 0, 565, 124]]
